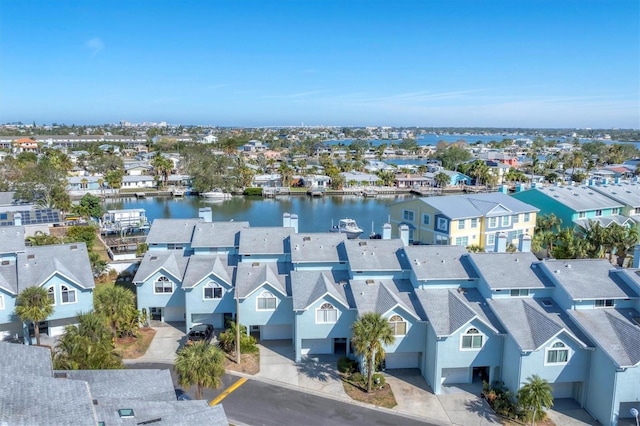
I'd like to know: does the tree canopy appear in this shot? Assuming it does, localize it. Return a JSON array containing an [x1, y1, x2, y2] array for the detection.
[[351, 312, 395, 392]]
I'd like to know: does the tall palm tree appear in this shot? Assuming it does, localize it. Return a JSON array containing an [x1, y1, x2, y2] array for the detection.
[[517, 375, 554, 426], [15, 286, 54, 346], [174, 342, 225, 399], [94, 286, 139, 340], [351, 312, 395, 393], [53, 311, 122, 370]]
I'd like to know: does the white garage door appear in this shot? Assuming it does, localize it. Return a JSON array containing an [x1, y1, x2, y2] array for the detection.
[[191, 314, 224, 329], [552, 382, 573, 398], [261, 324, 293, 340], [441, 368, 469, 385], [164, 307, 185, 322], [385, 352, 420, 369], [301, 338, 333, 355]]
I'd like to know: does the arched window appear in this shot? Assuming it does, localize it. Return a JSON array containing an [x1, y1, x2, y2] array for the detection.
[[257, 291, 277, 310], [61, 285, 76, 304], [316, 302, 338, 323], [154, 276, 173, 294], [461, 327, 483, 349], [389, 315, 407, 336], [204, 282, 223, 300], [546, 341, 569, 364], [47, 286, 55, 305]]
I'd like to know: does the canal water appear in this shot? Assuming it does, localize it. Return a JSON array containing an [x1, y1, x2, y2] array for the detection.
[[104, 194, 416, 235]]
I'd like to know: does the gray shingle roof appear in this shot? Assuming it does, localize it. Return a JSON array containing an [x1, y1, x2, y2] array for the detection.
[[15, 244, 95, 294], [238, 227, 292, 255], [190, 221, 250, 248], [489, 298, 589, 351], [403, 245, 471, 281], [573, 214, 634, 228], [0, 226, 25, 254], [290, 233, 347, 263], [540, 259, 636, 299], [345, 239, 404, 272], [146, 218, 201, 244], [569, 308, 640, 367], [0, 342, 53, 378], [290, 270, 351, 311], [133, 251, 190, 283], [181, 255, 233, 289], [413, 192, 538, 220], [350, 279, 421, 320], [469, 252, 548, 289], [236, 262, 288, 298], [93, 400, 227, 426], [520, 185, 623, 212]]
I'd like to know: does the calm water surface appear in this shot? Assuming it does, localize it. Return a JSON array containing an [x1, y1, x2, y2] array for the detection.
[[105, 194, 416, 234]]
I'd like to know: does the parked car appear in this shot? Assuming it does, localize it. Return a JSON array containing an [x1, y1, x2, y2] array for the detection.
[[175, 389, 192, 401], [186, 324, 214, 345]]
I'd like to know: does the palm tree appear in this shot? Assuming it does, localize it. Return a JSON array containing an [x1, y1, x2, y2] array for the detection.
[[151, 153, 173, 189], [434, 172, 450, 189], [174, 342, 225, 399], [93, 286, 139, 340], [53, 311, 123, 370], [517, 375, 554, 426], [15, 286, 54, 346], [278, 162, 293, 188], [351, 312, 395, 393]]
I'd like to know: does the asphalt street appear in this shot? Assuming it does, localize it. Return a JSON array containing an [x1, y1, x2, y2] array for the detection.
[[129, 363, 434, 426]]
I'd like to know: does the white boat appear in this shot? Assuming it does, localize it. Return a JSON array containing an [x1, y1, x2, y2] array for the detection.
[[330, 218, 363, 239], [200, 190, 231, 200]]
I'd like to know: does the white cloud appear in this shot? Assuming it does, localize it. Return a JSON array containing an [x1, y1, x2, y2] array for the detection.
[[84, 37, 104, 56]]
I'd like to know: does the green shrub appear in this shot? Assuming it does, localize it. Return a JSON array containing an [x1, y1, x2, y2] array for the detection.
[[372, 373, 385, 388], [349, 372, 364, 385], [243, 187, 263, 196], [337, 356, 357, 374]]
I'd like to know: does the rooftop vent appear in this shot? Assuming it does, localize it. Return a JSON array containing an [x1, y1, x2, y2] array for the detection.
[[53, 372, 68, 379], [359, 241, 367, 246], [252, 262, 260, 267], [92, 399, 98, 405], [150, 256, 157, 261], [366, 279, 375, 285], [542, 300, 553, 307], [137, 419, 163, 425], [303, 236, 311, 242], [70, 245, 78, 250], [27, 254, 35, 260], [565, 263, 571, 268], [118, 408, 135, 419], [1, 261, 9, 266]]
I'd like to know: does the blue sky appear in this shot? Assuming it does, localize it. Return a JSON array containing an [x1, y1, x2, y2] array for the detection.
[[1, 0, 638, 128]]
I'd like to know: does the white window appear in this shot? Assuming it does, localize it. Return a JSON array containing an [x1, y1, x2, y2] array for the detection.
[[470, 218, 478, 228], [435, 235, 449, 245], [635, 207, 640, 214], [47, 286, 55, 305], [595, 299, 614, 308], [204, 282, 223, 300], [257, 291, 277, 310], [389, 314, 407, 336], [487, 234, 495, 246], [501, 216, 511, 227], [437, 217, 448, 231], [488, 217, 497, 228], [578, 212, 586, 218], [524, 213, 530, 222], [422, 214, 431, 226], [61, 285, 76, 304], [546, 341, 569, 364], [461, 327, 483, 350], [458, 219, 465, 230], [595, 209, 602, 217], [455, 236, 469, 247], [512, 214, 519, 223], [510, 289, 529, 297], [316, 302, 338, 323], [403, 210, 414, 221], [154, 276, 173, 294]]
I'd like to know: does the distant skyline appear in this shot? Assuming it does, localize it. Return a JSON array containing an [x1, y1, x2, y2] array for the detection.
[[1, 0, 638, 129]]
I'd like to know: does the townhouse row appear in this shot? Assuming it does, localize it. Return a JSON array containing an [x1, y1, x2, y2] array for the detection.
[[133, 211, 640, 425]]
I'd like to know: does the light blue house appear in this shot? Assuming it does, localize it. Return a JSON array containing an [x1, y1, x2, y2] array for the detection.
[[0, 227, 95, 342]]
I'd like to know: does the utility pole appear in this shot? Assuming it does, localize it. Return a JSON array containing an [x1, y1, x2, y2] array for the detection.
[[235, 286, 240, 364]]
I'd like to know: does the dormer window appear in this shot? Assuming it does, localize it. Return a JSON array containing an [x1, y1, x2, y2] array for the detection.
[[510, 289, 529, 297], [546, 341, 569, 364], [154, 276, 173, 294], [61, 285, 76, 304], [204, 282, 223, 300], [47, 286, 55, 305], [257, 291, 277, 310], [595, 299, 614, 308], [316, 303, 338, 324], [389, 315, 407, 336], [461, 327, 483, 350]]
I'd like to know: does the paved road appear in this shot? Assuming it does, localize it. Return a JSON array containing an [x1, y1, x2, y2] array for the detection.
[[129, 363, 435, 426]]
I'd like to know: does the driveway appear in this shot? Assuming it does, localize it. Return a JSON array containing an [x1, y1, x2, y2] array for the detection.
[[124, 322, 185, 365]]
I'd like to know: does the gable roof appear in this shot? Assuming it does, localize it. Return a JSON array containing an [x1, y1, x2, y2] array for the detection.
[[469, 252, 549, 290], [290, 270, 351, 311], [146, 218, 201, 245], [190, 221, 250, 249], [568, 308, 640, 368], [290, 233, 347, 263], [344, 239, 404, 272], [235, 262, 288, 299], [238, 227, 292, 255], [181, 255, 233, 289], [350, 279, 421, 320], [403, 245, 471, 281], [489, 298, 589, 352], [133, 251, 190, 284], [0, 226, 25, 254]]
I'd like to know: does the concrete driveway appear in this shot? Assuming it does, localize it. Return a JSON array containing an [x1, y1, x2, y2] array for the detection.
[[124, 322, 185, 365]]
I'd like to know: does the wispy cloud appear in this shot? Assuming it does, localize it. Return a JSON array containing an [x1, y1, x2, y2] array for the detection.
[[205, 83, 233, 90], [84, 37, 104, 56]]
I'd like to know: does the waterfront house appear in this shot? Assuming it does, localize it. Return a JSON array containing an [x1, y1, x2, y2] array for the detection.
[[512, 185, 626, 230], [340, 171, 381, 187], [423, 170, 472, 187], [388, 192, 538, 250], [131, 213, 640, 425]]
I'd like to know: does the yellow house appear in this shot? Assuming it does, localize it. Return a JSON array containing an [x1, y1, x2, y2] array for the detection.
[[388, 192, 539, 251]]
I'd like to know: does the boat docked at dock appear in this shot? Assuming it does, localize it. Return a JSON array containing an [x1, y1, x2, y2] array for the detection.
[[330, 218, 363, 239], [200, 190, 232, 200]]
